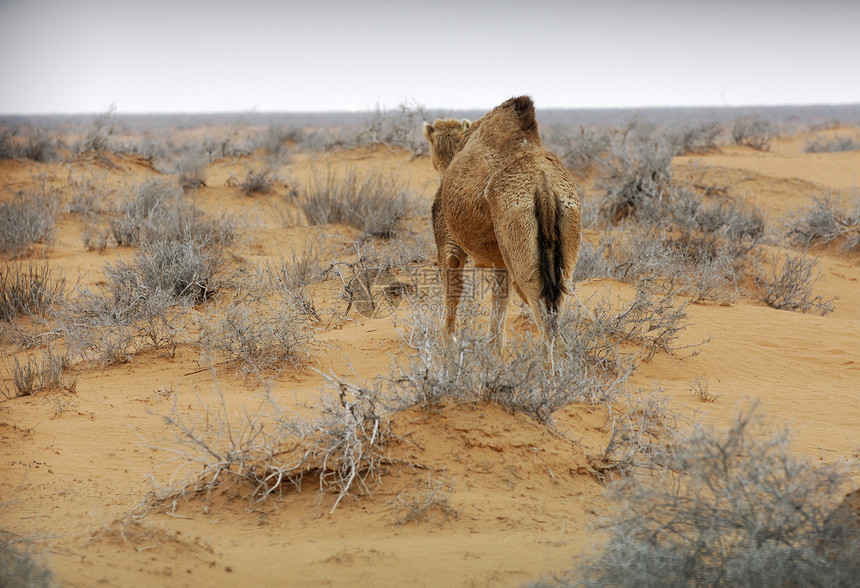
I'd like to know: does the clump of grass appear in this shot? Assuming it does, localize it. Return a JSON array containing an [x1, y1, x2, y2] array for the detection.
[[299, 167, 413, 239], [568, 409, 859, 587], [804, 135, 860, 153], [263, 240, 330, 320], [391, 474, 459, 526], [197, 298, 314, 380], [0, 261, 65, 321], [689, 376, 719, 403], [0, 189, 58, 253], [754, 251, 835, 315], [58, 284, 189, 365], [787, 192, 860, 252], [107, 240, 226, 302], [56, 238, 227, 364], [111, 178, 234, 247], [2, 345, 76, 399]]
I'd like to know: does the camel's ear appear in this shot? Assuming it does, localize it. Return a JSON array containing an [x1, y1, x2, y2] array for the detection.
[[461, 119, 471, 131], [423, 121, 434, 142]]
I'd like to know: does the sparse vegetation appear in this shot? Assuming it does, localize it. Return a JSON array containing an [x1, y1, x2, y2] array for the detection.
[[197, 298, 313, 379], [299, 167, 413, 239], [350, 100, 432, 154], [566, 410, 860, 587], [787, 192, 860, 252], [74, 104, 118, 154], [804, 135, 860, 153], [0, 126, 59, 162], [4, 105, 859, 586], [56, 236, 229, 364], [2, 345, 75, 399], [239, 165, 277, 195], [0, 261, 65, 321], [754, 251, 835, 315], [110, 178, 235, 247], [731, 116, 774, 151], [0, 188, 59, 253]]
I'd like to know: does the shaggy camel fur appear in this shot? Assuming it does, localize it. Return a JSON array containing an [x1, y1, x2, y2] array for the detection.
[[423, 96, 581, 343]]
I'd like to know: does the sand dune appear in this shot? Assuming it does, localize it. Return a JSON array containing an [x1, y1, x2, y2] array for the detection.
[[2, 127, 859, 586]]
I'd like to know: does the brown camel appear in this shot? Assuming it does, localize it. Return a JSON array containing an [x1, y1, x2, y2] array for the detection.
[[423, 96, 581, 343]]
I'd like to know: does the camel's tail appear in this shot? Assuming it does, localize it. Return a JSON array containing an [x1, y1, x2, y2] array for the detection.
[[534, 173, 567, 315]]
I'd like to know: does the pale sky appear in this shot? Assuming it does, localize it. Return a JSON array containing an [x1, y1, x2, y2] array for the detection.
[[1, 0, 858, 114]]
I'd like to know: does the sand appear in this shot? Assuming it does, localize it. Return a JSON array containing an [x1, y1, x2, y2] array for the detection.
[[1, 133, 859, 587]]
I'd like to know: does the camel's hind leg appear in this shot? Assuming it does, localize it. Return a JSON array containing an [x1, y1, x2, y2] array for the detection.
[[488, 268, 510, 348], [442, 263, 466, 334], [432, 192, 467, 334]]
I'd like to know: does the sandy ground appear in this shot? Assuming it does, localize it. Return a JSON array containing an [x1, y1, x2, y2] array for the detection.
[[1, 131, 859, 586]]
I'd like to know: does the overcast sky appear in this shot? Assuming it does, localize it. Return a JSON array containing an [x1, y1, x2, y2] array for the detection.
[[1, 0, 858, 114]]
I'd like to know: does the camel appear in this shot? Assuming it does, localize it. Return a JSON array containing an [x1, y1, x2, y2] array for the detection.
[[423, 96, 581, 344]]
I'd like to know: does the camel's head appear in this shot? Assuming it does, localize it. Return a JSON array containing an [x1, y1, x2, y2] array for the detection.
[[423, 118, 471, 175]]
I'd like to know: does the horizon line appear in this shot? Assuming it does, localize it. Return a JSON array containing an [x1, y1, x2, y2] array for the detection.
[[4, 101, 860, 118]]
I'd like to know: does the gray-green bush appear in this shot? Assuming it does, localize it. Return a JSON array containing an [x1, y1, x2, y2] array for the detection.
[[804, 135, 860, 153], [754, 251, 835, 315], [299, 167, 413, 239], [0, 189, 58, 253], [566, 410, 859, 587], [111, 178, 235, 247], [787, 192, 860, 252]]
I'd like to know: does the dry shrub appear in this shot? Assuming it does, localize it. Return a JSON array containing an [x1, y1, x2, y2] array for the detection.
[[111, 178, 235, 248], [391, 285, 693, 423], [238, 164, 277, 195], [730, 117, 774, 151], [0, 188, 58, 254], [146, 379, 391, 514], [197, 298, 314, 380], [787, 191, 860, 253], [754, 251, 835, 315], [595, 136, 675, 223], [298, 167, 413, 239], [804, 135, 860, 153], [566, 409, 859, 587], [668, 121, 723, 155], [73, 104, 117, 154], [390, 474, 459, 526], [55, 239, 227, 364], [2, 345, 76, 399], [0, 260, 65, 321]]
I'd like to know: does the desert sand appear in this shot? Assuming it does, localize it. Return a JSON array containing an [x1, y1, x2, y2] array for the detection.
[[1, 122, 859, 587]]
